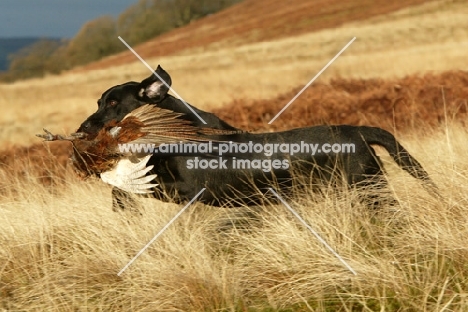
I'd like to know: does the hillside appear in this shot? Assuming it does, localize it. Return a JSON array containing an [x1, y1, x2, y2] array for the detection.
[[0, 0, 467, 166], [214, 70, 468, 132], [0, 37, 45, 71], [82, 0, 430, 71]]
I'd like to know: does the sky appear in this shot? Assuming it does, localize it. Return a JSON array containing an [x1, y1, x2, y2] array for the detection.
[[0, 0, 136, 38]]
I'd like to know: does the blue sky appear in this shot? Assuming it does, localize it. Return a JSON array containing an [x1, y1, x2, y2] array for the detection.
[[0, 0, 135, 38]]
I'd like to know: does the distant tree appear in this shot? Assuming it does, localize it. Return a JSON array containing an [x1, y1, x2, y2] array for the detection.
[[169, 0, 241, 26], [117, 0, 172, 45], [6, 38, 65, 80], [65, 16, 122, 67], [169, 0, 204, 27], [117, 0, 242, 45]]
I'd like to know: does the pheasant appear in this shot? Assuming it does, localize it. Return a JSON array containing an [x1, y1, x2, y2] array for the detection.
[[37, 104, 223, 194]]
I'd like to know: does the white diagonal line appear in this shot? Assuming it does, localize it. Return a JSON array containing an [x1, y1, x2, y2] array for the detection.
[[117, 188, 206, 276], [268, 37, 356, 124], [268, 188, 357, 275], [118, 36, 207, 124]]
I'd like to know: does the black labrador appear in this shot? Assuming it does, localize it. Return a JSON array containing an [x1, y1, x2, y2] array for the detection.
[[77, 66, 438, 210]]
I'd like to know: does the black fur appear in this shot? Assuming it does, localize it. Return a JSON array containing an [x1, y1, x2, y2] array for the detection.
[[78, 66, 437, 210], [78, 65, 238, 136]]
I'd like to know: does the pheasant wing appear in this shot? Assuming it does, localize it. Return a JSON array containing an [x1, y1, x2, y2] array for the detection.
[[100, 154, 157, 194], [117, 104, 216, 146]]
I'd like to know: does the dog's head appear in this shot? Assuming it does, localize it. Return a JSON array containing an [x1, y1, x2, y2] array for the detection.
[[77, 65, 172, 135]]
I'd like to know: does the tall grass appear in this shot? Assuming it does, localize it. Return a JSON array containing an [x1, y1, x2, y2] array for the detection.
[[1, 0, 468, 309], [1, 124, 468, 310]]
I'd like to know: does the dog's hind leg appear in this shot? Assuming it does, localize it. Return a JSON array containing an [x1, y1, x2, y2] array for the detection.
[[350, 151, 397, 208]]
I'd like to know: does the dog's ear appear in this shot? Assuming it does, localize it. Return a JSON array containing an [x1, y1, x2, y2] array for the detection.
[[138, 65, 172, 101]]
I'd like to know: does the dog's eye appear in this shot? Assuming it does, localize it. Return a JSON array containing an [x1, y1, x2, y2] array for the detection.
[[108, 100, 118, 106]]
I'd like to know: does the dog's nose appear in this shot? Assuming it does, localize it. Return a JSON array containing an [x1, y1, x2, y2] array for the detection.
[[77, 121, 91, 133]]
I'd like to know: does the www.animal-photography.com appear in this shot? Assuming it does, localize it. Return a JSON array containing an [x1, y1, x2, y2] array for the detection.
[[1, 0, 468, 310]]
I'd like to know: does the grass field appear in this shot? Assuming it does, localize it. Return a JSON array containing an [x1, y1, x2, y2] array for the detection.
[[1, 124, 468, 310], [1, 0, 468, 310]]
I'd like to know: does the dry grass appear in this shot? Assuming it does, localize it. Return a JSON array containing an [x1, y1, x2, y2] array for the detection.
[[1, 123, 468, 310], [1, 0, 468, 309]]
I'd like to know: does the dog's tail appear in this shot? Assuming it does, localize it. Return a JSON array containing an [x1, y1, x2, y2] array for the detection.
[[358, 126, 440, 197]]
